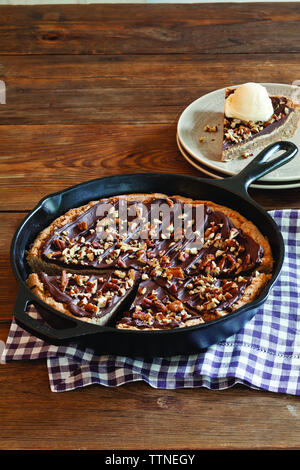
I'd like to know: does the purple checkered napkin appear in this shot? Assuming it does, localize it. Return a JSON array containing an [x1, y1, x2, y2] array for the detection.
[[2, 210, 300, 394]]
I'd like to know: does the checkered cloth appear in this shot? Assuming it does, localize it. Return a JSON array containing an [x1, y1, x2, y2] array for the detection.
[[2, 210, 300, 394]]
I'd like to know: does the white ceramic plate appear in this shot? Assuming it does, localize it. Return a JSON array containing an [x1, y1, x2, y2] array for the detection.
[[177, 83, 300, 182], [177, 133, 300, 190]]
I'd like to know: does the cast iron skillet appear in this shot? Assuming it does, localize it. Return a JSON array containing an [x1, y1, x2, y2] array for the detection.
[[11, 141, 298, 357]]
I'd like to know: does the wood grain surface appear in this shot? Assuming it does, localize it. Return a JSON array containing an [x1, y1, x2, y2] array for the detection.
[[0, 3, 300, 451], [0, 3, 299, 55]]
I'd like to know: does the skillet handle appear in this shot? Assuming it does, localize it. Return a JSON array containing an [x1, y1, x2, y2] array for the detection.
[[219, 141, 298, 196], [13, 286, 102, 344]]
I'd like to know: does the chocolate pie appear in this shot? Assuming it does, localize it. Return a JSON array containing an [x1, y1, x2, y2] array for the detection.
[[222, 87, 300, 161], [26, 194, 273, 329]]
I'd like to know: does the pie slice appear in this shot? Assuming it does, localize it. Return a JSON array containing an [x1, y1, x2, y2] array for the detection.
[[222, 88, 300, 161], [151, 270, 271, 323], [27, 194, 185, 275], [148, 204, 265, 279], [26, 268, 139, 325], [116, 279, 204, 330]]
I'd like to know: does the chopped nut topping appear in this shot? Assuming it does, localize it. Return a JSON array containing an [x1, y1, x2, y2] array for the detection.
[[204, 124, 218, 132], [77, 221, 88, 231]]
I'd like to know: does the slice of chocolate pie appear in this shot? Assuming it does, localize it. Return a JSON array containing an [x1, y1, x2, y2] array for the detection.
[[26, 268, 138, 325], [151, 270, 270, 323], [116, 280, 204, 330], [147, 201, 268, 282], [222, 83, 300, 161], [27, 194, 186, 274]]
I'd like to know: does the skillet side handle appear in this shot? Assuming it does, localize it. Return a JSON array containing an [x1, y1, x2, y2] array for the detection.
[[220, 141, 298, 196], [13, 287, 102, 344]]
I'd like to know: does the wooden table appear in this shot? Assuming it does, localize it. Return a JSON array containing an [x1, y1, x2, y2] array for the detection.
[[1, 3, 300, 451]]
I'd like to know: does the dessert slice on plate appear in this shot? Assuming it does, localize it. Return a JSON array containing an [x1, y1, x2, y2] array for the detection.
[[222, 82, 300, 161]]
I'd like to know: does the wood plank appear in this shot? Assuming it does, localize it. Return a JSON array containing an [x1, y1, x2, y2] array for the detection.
[[0, 123, 189, 210], [0, 322, 9, 341], [0, 332, 299, 450], [0, 53, 299, 125], [1, 123, 300, 211], [0, 213, 25, 321], [0, 3, 299, 55], [2, 53, 300, 86]]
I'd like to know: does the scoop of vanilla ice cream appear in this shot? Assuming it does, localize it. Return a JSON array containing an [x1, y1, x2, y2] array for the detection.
[[224, 82, 274, 122]]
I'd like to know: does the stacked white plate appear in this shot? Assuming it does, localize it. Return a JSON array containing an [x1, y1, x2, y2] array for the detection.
[[177, 83, 300, 190]]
